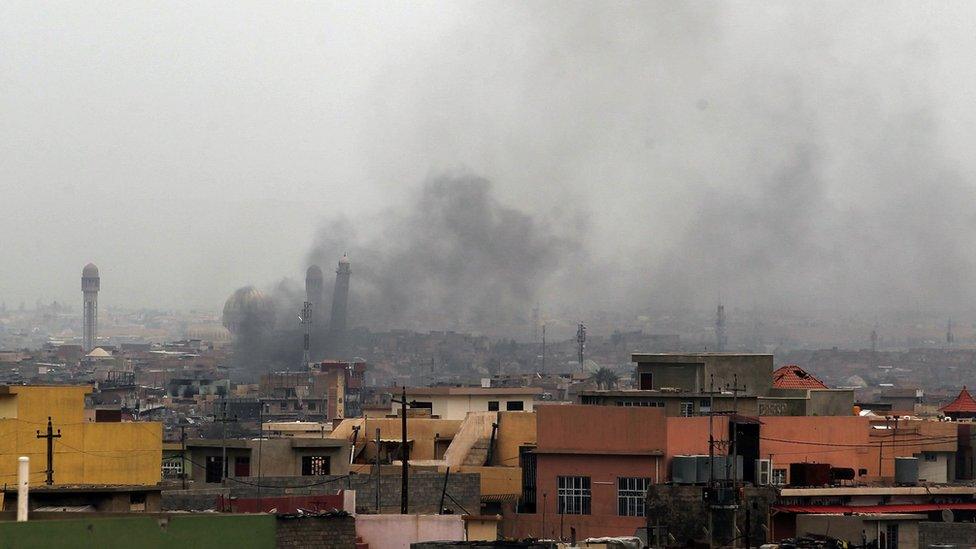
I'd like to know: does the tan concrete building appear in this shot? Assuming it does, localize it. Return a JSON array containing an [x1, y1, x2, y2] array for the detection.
[[185, 438, 349, 484]]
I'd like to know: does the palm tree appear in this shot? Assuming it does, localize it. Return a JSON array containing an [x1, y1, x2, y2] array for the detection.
[[593, 367, 619, 390]]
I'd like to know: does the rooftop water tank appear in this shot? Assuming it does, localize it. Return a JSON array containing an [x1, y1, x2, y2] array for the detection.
[[672, 455, 698, 484], [895, 457, 919, 485]]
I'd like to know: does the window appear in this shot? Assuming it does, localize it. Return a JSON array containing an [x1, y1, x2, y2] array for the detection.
[[308, 401, 316, 411], [557, 476, 591, 515], [618, 477, 650, 516], [161, 457, 184, 478], [639, 372, 653, 390], [772, 468, 787, 486], [924, 453, 937, 462], [506, 401, 524, 411], [700, 399, 711, 413], [235, 456, 250, 477], [488, 401, 499, 411], [302, 455, 331, 476], [884, 522, 898, 549], [680, 401, 694, 417], [518, 446, 537, 513]]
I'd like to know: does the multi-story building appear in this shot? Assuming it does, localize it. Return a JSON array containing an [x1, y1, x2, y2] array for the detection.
[[396, 386, 543, 420]]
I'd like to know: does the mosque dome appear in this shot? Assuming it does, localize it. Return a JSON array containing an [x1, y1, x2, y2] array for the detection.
[[221, 286, 276, 335]]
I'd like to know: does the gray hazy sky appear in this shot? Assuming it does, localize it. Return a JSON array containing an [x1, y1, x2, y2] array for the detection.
[[4, 2, 976, 314]]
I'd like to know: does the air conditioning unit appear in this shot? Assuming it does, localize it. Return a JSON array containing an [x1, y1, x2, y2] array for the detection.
[[756, 459, 772, 486]]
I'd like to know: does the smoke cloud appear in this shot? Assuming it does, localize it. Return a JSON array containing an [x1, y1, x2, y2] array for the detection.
[[307, 173, 585, 334]]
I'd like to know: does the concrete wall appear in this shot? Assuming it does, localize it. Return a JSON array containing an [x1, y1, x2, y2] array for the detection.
[[797, 515, 920, 547], [492, 411, 537, 468], [807, 390, 855, 416], [417, 395, 536, 421], [330, 418, 463, 462], [536, 405, 666, 455], [356, 514, 465, 549], [188, 440, 349, 484], [916, 451, 951, 483], [635, 362, 699, 392], [633, 354, 773, 397], [525, 453, 661, 540]]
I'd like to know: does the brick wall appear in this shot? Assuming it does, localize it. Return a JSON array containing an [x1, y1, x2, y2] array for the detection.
[[275, 515, 356, 549]]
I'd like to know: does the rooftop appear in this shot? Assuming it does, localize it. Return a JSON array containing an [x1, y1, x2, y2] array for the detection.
[[400, 386, 543, 396]]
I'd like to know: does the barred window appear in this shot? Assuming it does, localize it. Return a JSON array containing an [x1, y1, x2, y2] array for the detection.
[[618, 477, 650, 516], [557, 476, 591, 515]]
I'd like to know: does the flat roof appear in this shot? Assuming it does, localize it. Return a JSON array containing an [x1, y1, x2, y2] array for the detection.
[[578, 389, 756, 399], [399, 387, 544, 396], [632, 353, 773, 359]]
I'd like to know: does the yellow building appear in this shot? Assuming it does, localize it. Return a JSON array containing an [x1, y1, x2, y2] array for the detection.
[[0, 385, 161, 486]]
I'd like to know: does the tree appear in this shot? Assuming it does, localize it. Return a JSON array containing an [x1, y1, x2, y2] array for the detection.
[[593, 367, 619, 390]]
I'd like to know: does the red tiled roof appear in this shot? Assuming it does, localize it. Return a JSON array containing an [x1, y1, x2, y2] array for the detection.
[[940, 386, 976, 413], [772, 364, 829, 390]]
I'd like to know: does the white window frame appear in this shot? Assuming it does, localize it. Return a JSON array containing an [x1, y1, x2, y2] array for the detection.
[[557, 476, 591, 515], [617, 477, 650, 517], [772, 468, 787, 486]]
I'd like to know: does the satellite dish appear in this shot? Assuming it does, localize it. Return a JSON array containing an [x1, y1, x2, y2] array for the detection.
[[942, 509, 954, 522]]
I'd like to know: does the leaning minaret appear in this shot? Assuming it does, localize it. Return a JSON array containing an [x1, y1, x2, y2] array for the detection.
[[82, 263, 100, 351]]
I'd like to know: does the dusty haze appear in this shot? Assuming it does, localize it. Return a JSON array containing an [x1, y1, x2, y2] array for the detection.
[[3, 2, 976, 320]]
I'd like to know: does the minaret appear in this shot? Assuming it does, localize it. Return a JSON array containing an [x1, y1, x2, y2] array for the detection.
[[305, 265, 324, 317], [81, 263, 100, 352], [715, 303, 727, 352], [329, 254, 351, 336], [947, 318, 955, 349]]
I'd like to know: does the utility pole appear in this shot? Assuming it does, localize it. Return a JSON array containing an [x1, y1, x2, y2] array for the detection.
[[215, 401, 238, 483], [375, 427, 381, 513], [179, 423, 187, 490], [36, 417, 61, 486], [724, 375, 748, 548], [257, 403, 264, 502], [576, 322, 586, 374], [391, 387, 417, 514], [704, 376, 719, 549]]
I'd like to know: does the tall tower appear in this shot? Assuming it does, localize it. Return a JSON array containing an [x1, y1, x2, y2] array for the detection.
[[329, 254, 351, 336], [81, 263, 100, 352], [305, 265, 324, 318], [715, 303, 727, 352]]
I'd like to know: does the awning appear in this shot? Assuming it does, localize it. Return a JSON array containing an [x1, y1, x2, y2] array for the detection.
[[773, 503, 976, 514]]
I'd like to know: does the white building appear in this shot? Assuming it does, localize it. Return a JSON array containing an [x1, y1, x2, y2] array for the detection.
[[393, 386, 543, 420]]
